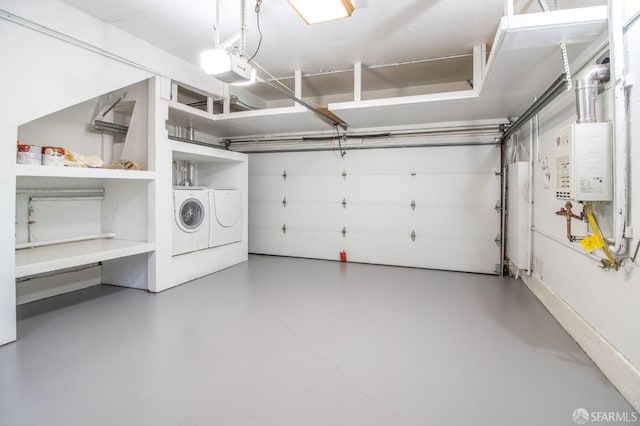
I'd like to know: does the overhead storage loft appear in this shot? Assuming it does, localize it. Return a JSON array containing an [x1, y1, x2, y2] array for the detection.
[[480, 6, 609, 97], [162, 5, 609, 139]]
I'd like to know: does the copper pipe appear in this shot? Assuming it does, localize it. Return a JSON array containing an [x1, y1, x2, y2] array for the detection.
[[554, 201, 582, 242]]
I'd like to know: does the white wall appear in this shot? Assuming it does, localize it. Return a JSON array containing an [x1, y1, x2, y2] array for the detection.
[[249, 144, 501, 274], [506, 3, 640, 406], [0, 124, 16, 345], [0, 0, 224, 127]]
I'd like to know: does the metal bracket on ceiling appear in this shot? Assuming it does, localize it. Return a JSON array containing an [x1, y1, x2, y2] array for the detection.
[[560, 43, 572, 90], [537, 1, 572, 90]]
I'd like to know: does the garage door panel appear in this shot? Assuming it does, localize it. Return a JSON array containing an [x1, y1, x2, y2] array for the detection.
[[342, 233, 499, 274], [249, 145, 500, 274]]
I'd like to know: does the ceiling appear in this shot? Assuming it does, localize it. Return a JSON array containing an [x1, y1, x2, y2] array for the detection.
[[60, 0, 505, 96], [61, 0, 606, 106]]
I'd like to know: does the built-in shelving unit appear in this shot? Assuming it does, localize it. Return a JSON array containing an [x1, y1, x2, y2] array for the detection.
[[16, 239, 155, 278], [14, 79, 155, 301]]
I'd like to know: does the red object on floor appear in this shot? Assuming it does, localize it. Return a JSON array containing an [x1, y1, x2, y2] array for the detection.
[[339, 251, 347, 262]]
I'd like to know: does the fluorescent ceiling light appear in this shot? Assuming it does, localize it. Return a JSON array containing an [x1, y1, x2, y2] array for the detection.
[[288, 0, 354, 25]]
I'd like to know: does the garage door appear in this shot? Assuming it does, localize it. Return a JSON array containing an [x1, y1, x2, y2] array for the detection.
[[249, 145, 501, 274]]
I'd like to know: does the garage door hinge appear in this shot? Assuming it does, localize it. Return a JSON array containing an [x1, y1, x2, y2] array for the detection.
[[342, 170, 347, 180], [494, 234, 502, 247], [411, 230, 416, 242], [495, 168, 502, 177], [494, 200, 501, 213], [410, 200, 416, 210], [282, 224, 287, 234], [342, 226, 347, 237], [342, 198, 347, 209], [282, 197, 287, 207], [282, 170, 287, 180]]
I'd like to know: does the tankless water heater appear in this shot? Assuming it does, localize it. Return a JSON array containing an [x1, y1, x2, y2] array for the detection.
[[554, 123, 612, 202]]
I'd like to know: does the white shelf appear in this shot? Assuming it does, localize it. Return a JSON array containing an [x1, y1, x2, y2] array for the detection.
[[15, 164, 156, 180], [168, 101, 218, 134], [168, 101, 333, 138], [213, 106, 333, 137], [169, 139, 246, 163], [328, 90, 486, 128], [15, 239, 155, 278], [481, 6, 608, 96]]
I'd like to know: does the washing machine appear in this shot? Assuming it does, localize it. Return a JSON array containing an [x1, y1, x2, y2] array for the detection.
[[172, 187, 210, 256], [209, 189, 242, 247]]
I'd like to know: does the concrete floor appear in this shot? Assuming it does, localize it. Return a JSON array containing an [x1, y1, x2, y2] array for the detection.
[[0, 255, 635, 426]]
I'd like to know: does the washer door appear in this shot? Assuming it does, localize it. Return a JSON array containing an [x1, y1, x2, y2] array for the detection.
[[177, 198, 206, 232]]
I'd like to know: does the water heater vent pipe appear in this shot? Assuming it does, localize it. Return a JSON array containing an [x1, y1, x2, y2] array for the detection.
[[574, 63, 609, 124]]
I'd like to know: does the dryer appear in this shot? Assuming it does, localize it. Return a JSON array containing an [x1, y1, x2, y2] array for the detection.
[[173, 187, 210, 256], [209, 189, 242, 247]]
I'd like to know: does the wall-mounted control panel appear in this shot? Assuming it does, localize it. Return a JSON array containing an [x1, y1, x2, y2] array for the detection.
[[555, 123, 612, 202]]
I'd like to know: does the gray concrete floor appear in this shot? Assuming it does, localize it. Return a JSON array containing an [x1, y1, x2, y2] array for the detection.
[[0, 255, 635, 426]]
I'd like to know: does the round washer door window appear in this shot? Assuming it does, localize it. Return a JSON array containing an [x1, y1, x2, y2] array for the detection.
[[179, 198, 205, 231]]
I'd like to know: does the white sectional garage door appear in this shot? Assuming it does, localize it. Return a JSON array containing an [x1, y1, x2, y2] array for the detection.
[[249, 145, 501, 274]]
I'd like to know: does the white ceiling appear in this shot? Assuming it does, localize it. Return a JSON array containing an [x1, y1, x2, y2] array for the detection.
[[60, 0, 606, 107], [61, 0, 504, 80]]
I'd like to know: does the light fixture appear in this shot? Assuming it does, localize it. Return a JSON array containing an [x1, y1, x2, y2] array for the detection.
[[200, 49, 232, 75], [288, 0, 354, 25], [200, 0, 256, 85], [201, 49, 255, 84]]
